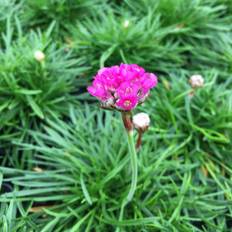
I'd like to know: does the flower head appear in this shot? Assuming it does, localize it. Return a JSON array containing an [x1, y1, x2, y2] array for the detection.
[[116, 96, 138, 111], [87, 63, 158, 111], [189, 74, 204, 88]]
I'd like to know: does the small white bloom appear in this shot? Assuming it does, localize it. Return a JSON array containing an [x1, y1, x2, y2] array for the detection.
[[189, 74, 204, 88], [34, 50, 45, 62], [123, 20, 130, 28], [133, 113, 150, 131]]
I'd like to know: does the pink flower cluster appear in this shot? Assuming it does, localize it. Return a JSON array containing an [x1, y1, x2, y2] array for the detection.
[[87, 64, 158, 111]]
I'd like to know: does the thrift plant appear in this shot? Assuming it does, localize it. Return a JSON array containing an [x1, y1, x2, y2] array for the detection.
[[1, 0, 232, 231], [88, 63, 158, 217]]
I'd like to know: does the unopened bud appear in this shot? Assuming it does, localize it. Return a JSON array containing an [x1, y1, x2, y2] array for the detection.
[[189, 74, 204, 88], [123, 20, 130, 28], [34, 50, 45, 62], [133, 113, 150, 131]]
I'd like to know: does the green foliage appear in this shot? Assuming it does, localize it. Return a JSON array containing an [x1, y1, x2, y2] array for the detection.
[[145, 71, 232, 163], [0, 0, 20, 45], [1, 102, 232, 231], [153, 0, 232, 76], [70, 10, 186, 74], [124, 0, 232, 34], [215, 0, 232, 14], [0, 26, 87, 154], [0, 0, 232, 231], [20, 0, 107, 35], [70, 0, 232, 76], [0, 200, 36, 232], [189, 32, 232, 77]]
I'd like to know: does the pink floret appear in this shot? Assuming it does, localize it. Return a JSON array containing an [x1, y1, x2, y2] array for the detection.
[[116, 96, 138, 111], [116, 82, 140, 98]]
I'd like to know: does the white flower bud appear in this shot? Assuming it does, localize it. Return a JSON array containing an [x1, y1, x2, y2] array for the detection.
[[34, 50, 45, 62], [189, 74, 204, 88], [123, 20, 130, 28], [133, 113, 150, 131]]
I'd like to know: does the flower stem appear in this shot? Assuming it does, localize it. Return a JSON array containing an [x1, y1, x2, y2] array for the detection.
[[116, 130, 138, 232], [121, 112, 138, 203], [116, 113, 138, 232], [136, 130, 143, 151], [125, 129, 138, 202]]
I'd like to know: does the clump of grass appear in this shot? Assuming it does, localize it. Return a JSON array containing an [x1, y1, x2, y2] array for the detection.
[[144, 70, 232, 175], [70, 10, 186, 75], [189, 33, 232, 78], [69, 0, 232, 78], [1, 98, 232, 231], [20, 0, 107, 37], [0, 25, 88, 165], [0, 0, 18, 29], [124, 0, 231, 39], [0, 0, 232, 231], [123, 0, 232, 77], [0, 0, 20, 45], [0, 200, 35, 231], [215, 0, 232, 14]]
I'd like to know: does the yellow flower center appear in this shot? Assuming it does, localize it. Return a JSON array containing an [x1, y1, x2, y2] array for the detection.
[[124, 100, 131, 107]]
